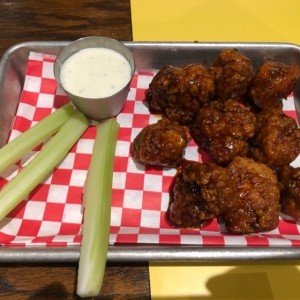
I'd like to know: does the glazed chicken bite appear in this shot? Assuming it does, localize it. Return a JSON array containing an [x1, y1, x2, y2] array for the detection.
[[146, 64, 215, 125], [223, 157, 280, 234], [131, 118, 188, 168], [209, 48, 254, 100], [278, 165, 300, 220], [168, 161, 232, 227], [190, 99, 256, 165], [252, 110, 300, 168], [249, 61, 300, 111], [167, 157, 280, 233]]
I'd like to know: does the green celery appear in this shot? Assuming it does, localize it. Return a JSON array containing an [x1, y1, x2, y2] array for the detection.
[[0, 109, 88, 221], [0, 103, 75, 174], [77, 118, 119, 298]]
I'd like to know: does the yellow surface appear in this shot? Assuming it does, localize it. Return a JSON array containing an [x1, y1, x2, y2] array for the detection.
[[150, 262, 300, 299], [131, 0, 300, 299], [131, 0, 300, 45]]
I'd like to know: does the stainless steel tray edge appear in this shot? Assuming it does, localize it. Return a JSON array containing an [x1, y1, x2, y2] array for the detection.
[[1, 245, 300, 263], [0, 41, 300, 263]]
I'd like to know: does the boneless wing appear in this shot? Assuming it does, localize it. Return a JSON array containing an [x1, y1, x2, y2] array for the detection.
[[146, 64, 215, 125], [249, 61, 300, 111], [223, 157, 280, 234], [168, 161, 233, 227], [209, 48, 254, 100], [278, 165, 300, 220], [131, 118, 189, 168], [252, 110, 300, 168], [168, 157, 280, 234], [190, 99, 256, 165]]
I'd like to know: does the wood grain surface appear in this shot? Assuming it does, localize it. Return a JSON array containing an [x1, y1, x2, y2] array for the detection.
[[0, 0, 150, 299], [0, 0, 132, 56], [0, 262, 150, 299]]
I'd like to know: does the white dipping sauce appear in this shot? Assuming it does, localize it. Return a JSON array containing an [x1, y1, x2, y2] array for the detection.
[[60, 47, 132, 98]]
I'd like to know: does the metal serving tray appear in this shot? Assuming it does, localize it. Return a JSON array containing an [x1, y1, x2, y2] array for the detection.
[[0, 41, 300, 263]]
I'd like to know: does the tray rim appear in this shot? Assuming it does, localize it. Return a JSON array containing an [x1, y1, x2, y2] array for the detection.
[[1, 245, 300, 263], [0, 40, 300, 263]]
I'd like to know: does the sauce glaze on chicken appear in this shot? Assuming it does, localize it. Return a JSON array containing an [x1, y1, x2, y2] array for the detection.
[[131, 48, 300, 234]]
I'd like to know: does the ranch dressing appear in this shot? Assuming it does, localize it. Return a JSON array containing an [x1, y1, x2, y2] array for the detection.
[[60, 47, 132, 98]]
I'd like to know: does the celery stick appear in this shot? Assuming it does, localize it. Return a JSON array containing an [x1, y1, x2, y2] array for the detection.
[[0, 103, 75, 174], [0, 109, 88, 221], [77, 118, 119, 298]]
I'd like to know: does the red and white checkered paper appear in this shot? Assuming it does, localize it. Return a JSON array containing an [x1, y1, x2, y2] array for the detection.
[[0, 51, 300, 248]]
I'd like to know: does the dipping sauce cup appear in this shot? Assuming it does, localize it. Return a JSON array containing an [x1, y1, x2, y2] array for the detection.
[[54, 36, 135, 120]]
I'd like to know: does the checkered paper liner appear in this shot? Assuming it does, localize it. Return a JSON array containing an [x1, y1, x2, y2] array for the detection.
[[0, 51, 300, 248]]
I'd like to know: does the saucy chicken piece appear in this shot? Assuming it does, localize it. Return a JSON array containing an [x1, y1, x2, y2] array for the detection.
[[168, 161, 232, 227], [223, 157, 280, 234], [249, 61, 300, 111], [278, 165, 300, 220], [146, 64, 215, 125], [131, 118, 188, 168], [209, 48, 254, 100], [252, 110, 300, 168], [168, 157, 280, 233], [190, 99, 256, 165]]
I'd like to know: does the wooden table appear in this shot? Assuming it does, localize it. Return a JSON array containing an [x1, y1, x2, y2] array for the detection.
[[0, 1, 150, 299]]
